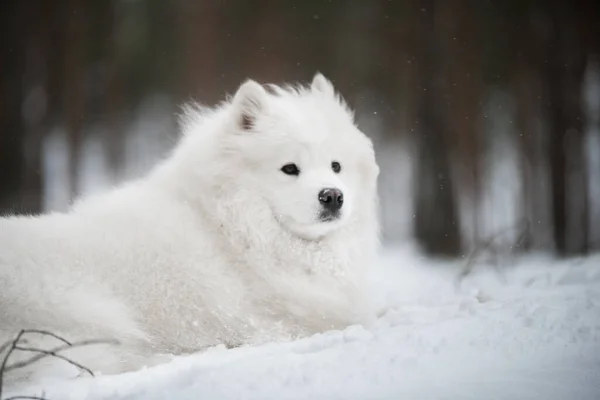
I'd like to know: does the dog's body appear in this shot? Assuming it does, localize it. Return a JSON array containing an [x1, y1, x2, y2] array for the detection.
[[0, 74, 380, 384]]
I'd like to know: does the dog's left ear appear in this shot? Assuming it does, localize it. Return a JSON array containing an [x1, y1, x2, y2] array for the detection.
[[232, 79, 269, 132], [311, 72, 335, 96]]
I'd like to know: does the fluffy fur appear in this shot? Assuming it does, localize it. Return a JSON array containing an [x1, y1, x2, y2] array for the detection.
[[0, 73, 380, 385]]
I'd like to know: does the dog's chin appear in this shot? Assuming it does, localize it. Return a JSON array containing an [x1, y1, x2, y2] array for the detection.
[[283, 216, 346, 241]]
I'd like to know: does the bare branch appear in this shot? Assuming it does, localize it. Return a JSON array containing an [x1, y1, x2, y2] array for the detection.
[[0, 330, 27, 399], [12, 346, 94, 378], [0, 330, 119, 400], [457, 218, 531, 283], [0, 342, 12, 359], [6, 339, 119, 374], [14, 330, 72, 347]]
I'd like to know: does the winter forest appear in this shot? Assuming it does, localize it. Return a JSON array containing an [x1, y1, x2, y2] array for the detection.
[[1, 0, 599, 259], [2, 1, 600, 399]]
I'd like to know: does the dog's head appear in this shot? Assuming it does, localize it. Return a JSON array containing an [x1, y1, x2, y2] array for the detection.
[[220, 74, 379, 240], [178, 73, 379, 241]]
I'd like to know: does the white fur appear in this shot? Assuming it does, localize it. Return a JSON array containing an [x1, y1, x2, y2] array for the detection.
[[0, 73, 380, 386]]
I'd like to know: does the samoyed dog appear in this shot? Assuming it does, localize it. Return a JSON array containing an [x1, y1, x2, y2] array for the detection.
[[0, 73, 380, 385]]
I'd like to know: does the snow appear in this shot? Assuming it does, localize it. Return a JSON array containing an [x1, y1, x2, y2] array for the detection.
[[7, 245, 600, 400]]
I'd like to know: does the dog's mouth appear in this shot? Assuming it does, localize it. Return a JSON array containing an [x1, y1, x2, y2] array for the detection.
[[275, 211, 345, 241], [319, 210, 341, 222]]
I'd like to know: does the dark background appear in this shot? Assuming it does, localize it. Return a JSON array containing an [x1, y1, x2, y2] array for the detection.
[[1, 0, 599, 259]]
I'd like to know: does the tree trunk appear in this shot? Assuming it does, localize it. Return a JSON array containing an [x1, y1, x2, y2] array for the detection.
[[63, 0, 86, 200], [439, 0, 482, 250], [103, 0, 126, 181], [544, 1, 589, 256], [0, 1, 25, 214], [413, 0, 462, 257]]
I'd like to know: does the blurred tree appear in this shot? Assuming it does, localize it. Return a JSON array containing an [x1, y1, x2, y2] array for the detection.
[[19, 1, 56, 214], [509, 2, 544, 251], [576, 0, 600, 252], [367, 0, 411, 137], [178, 0, 220, 102], [0, 1, 25, 213], [439, 0, 483, 250], [542, 0, 589, 256], [63, 0, 86, 199], [102, 0, 126, 180], [247, 0, 288, 83], [413, 0, 462, 256]]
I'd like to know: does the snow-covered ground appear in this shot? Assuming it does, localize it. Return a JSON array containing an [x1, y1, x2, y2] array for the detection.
[[7, 245, 600, 400]]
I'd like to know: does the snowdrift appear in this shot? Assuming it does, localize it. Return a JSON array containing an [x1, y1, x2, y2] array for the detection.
[[7, 247, 600, 400]]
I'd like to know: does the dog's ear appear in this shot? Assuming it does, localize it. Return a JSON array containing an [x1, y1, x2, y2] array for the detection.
[[232, 79, 268, 131], [311, 72, 335, 96]]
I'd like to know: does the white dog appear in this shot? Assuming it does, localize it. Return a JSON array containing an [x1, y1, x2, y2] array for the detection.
[[0, 73, 380, 385]]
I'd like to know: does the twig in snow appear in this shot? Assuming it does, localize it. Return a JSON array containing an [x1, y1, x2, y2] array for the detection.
[[6, 338, 118, 375], [0, 330, 28, 400], [0, 329, 119, 400], [10, 330, 72, 347], [457, 218, 531, 283]]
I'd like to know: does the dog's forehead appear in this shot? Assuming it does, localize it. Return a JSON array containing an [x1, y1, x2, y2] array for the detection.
[[273, 94, 352, 130], [264, 92, 366, 160], [271, 133, 360, 166]]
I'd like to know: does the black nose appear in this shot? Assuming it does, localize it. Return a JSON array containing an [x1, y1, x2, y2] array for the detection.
[[318, 188, 344, 212]]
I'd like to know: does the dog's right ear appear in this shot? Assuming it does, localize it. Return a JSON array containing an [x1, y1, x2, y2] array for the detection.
[[232, 79, 268, 132]]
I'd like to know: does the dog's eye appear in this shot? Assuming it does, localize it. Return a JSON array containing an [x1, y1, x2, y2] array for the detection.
[[331, 161, 341, 173], [281, 163, 300, 176]]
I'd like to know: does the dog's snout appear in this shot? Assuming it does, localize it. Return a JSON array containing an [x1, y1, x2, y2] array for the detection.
[[318, 188, 344, 212]]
